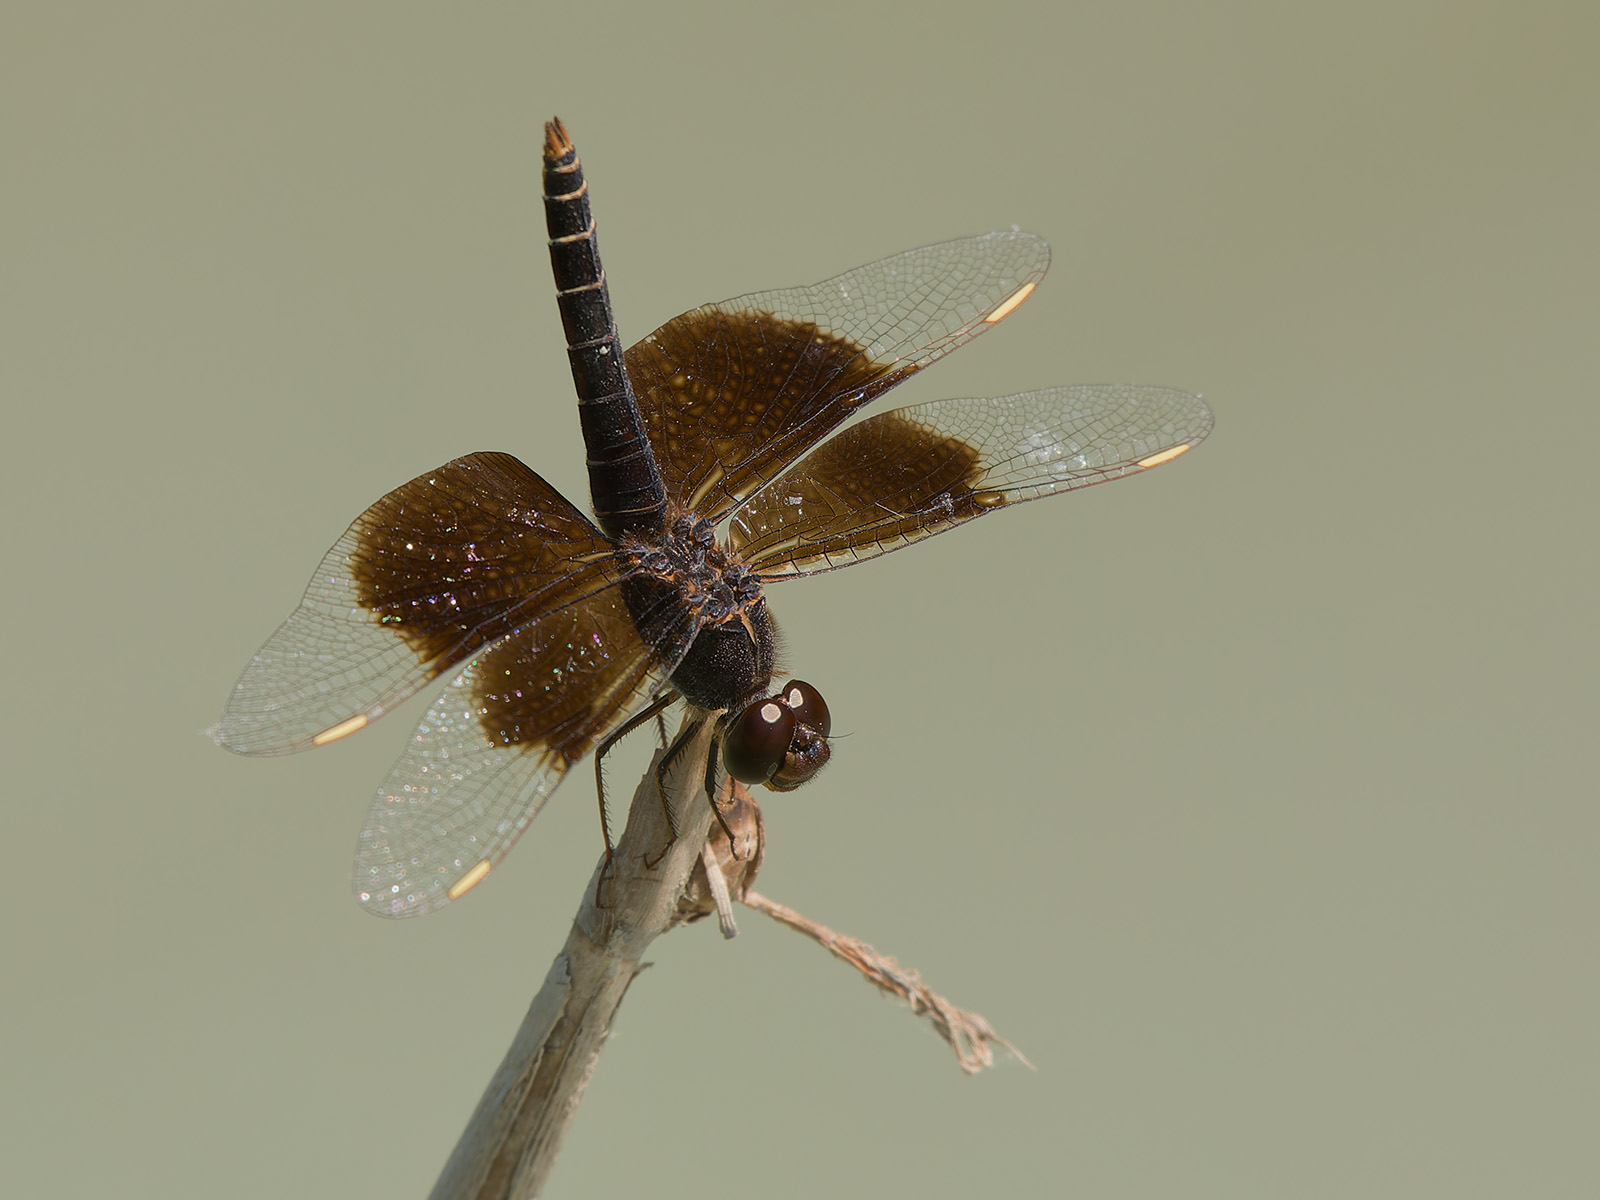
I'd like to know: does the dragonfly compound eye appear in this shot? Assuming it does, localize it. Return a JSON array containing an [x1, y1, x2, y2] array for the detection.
[[778, 679, 830, 739], [722, 698, 797, 785]]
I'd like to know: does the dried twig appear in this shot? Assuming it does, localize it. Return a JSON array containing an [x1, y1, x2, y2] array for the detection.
[[676, 780, 764, 936], [684, 781, 1026, 1075], [739, 890, 1031, 1076], [430, 724, 1022, 1197]]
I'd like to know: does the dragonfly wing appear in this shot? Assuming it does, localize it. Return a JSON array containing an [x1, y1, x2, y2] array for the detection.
[[352, 577, 703, 917], [625, 232, 1051, 522], [215, 452, 616, 756], [728, 385, 1213, 578]]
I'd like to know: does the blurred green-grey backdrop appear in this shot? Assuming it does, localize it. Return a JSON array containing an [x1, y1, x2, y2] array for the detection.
[[5, 2, 1597, 1197]]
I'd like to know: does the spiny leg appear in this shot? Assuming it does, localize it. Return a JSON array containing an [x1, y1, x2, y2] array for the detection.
[[590, 690, 678, 905], [642, 714, 712, 867], [703, 735, 743, 859], [653, 715, 707, 840]]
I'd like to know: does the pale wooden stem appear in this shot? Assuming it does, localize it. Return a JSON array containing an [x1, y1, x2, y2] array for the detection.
[[429, 714, 720, 1200]]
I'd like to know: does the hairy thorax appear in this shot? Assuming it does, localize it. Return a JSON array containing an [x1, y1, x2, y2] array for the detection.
[[617, 507, 777, 712]]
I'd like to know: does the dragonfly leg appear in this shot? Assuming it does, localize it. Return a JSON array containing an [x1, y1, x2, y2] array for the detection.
[[653, 715, 707, 841], [704, 738, 743, 859], [591, 690, 678, 906]]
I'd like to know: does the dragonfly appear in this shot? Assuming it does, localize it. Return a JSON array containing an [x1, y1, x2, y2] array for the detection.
[[215, 118, 1213, 917]]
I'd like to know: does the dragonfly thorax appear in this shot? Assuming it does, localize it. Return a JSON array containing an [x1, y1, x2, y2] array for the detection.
[[620, 508, 776, 712]]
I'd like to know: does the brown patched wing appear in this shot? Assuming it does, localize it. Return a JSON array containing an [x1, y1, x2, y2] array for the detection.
[[352, 580, 702, 918], [727, 386, 1214, 578], [624, 232, 1050, 523], [214, 452, 620, 756]]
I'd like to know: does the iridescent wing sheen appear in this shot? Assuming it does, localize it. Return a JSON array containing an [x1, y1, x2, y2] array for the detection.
[[351, 580, 702, 917], [624, 232, 1051, 523], [213, 452, 621, 756], [727, 385, 1213, 578]]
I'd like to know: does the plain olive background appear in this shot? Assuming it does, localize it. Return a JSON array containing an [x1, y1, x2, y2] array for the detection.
[[5, 2, 1597, 1197]]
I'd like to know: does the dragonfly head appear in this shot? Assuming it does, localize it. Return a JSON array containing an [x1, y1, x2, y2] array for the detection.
[[721, 679, 832, 792]]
